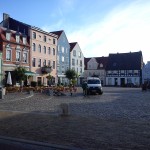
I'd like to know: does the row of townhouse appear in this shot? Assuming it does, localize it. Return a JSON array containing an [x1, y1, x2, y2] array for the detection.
[[0, 13, 84, 86], [84, 51, 144, 86]]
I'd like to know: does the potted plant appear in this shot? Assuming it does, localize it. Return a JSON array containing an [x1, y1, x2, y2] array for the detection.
[[41, 66, 52, 74]]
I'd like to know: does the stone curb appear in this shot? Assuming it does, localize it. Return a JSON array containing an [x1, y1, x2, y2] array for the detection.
[[0, 135, 83, 150]]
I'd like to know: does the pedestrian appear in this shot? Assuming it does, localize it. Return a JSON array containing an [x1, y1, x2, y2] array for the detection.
[[82, 81, 88, 96]]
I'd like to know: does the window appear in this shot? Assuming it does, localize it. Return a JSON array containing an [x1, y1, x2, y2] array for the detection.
[[48, 60, 51, 66], [62, 56, 64, 62], [72, 59, 75, 66], [79, 52, 81, 57], [53, 38, 56, 44], [80, 60, 82, 67], [16, 35, 20, 43], [6, 32, 11, 41], [43, 35, 46, 42], [32, 43, 36, 51], [16, 51, 21, 62], [57, 56, 59, 64], [38, 44, 41, 53], [53, 61, 55, 69], [53, 48, 55, 55], [77, 59, 78, 65], [23, 52, 28, 63], [44, 46, 46, 54], [80, 68, 82, 73], [23, 37, 26, 45], [48, 47, 51, 54], [38, 59, 41, 67], [6, 50, 11, 61], [100, 63, 103, 68], [33, 32, 36, 39], [62, 47, 64, 53], [73, 50, 76, 56], [43, 59, 46, 66], [32, 58, 36, 67]]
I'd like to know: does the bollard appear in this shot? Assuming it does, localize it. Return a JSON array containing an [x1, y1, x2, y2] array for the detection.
[[0, 87, 4, 99], [60, 103, 69, 116], [29, 90, 33, 95]]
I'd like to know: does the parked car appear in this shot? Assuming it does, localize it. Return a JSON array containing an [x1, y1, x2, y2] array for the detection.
[[126, 83, 138, 87], [87, 77, 103, 95]]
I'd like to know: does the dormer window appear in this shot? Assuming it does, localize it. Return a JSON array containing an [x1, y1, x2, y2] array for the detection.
[[23, 37, 26, 45], [6, 32, 11, 41], [16, 35, 20, 43], [100, 63, 103, 68]]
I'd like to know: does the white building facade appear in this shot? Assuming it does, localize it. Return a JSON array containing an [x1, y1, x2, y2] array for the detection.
[[142, 61, 150, 83], [70, 42, 84, 85]]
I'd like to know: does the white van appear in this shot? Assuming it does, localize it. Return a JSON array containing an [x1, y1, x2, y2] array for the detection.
[[87, 77, 103, 95]]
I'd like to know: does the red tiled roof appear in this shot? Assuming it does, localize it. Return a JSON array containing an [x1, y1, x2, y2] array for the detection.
[[84, 57, 108, 70]]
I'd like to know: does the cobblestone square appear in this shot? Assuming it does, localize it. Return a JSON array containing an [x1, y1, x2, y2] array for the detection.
[[0, 87, 150, 149]]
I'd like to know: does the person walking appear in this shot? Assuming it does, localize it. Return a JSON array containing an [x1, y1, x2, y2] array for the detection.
[[82, 81, 88, 96]]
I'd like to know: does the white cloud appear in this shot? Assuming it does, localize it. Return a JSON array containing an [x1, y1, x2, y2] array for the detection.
[[67, 0, 150, 63]]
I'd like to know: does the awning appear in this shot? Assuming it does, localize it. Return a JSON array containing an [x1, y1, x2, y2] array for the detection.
[[25, 71, 39, 76]]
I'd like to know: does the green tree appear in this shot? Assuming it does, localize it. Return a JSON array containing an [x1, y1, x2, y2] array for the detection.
[[65, 69, 77, 85], [14, 66, 27, 82]]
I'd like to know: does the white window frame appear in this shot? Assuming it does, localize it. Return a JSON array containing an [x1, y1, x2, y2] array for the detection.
[[16, 35, 20, 43], [62, 56, 64, 62], [16, 50, 21, 62], [23, 52, 28, 63], [6, 32, 11, 41], [62, 47, 64, 53], [73, 50, 76, 56], [6, 49, 12, 61], [23, 37, 26, 45]]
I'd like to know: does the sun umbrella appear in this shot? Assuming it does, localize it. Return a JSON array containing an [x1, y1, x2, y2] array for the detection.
[[7, 72, 12, 85]]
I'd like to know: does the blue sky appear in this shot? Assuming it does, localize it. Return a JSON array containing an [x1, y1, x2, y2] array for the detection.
[[1, 0, 150, 63]]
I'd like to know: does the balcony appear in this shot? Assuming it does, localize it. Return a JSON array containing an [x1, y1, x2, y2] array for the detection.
[[41, 66, 52, 74]]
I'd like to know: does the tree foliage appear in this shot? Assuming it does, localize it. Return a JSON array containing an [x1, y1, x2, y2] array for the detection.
[[65, 69, 77, 81], [14, 66, 27, 82]]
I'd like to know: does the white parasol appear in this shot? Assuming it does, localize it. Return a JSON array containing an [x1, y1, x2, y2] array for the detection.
[[7, 72, 12, 85]]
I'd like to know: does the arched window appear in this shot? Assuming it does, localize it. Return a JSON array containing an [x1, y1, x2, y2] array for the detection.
[[38, 44, 41, 53], [53, 48, 55, 55], [48, 47, 51, 54], [44, 46, 46, 54], [32, 43, 36, 51]]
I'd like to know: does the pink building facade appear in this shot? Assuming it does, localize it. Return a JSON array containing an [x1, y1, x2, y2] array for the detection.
[[30, 27, 57, 86]]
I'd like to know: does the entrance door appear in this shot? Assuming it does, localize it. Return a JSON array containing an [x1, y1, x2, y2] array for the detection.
[[37, 77, 42, 86], [114, 78, 118, 86], [120, 78, 125, 87]]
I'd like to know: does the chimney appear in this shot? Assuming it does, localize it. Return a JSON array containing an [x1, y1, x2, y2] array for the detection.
[[3, 13, 9, 21], [2, 13, 10, 28]]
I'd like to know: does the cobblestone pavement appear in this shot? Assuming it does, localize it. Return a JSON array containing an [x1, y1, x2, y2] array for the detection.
[[0, 87, 150, 149], [1, 87, 150, 121]]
